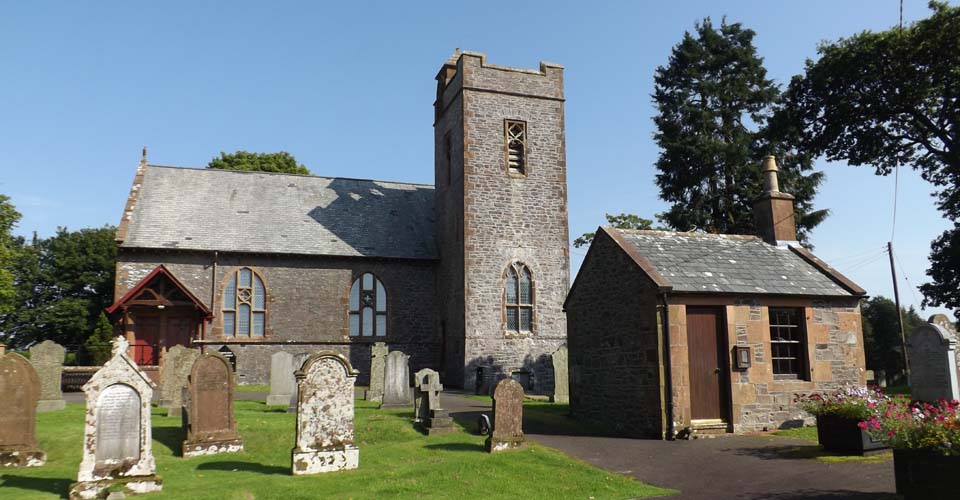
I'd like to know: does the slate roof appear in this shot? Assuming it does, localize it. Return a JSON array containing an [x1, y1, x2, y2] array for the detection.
[[120, 166, 437, 260], [609, 228, 862, 297]]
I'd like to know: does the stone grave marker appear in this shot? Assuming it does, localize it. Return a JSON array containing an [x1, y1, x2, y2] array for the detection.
[[485, 378, 525, 453], [182, 352, 243, 457], [364, 342, 388, 402], [413, 368, 453, 435], [552, 345, 569, 404], [160, 345, 200, 417], [908, 314, 960, 403], [287, 352, 311, 412], [70, 336, 162, 499], [266, 351, 309, 408], [291, 351, 359, 475], [0, 350, 46, 467], [29, 340, 67, 412], [380, 350, 412, 408]]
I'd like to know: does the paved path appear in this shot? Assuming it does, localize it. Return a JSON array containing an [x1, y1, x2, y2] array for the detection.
[[442, 392, 897, 500]]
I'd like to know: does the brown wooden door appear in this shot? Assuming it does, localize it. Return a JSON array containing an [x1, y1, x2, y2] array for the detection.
[[687, 307, 729, 421], [135, 316, 161, 365]]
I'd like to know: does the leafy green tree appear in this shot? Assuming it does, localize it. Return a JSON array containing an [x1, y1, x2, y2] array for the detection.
[[0, 226, 116, 348], [861, 296, 924, 381], [573, 213, 658, 248], [82, 312, 114, 365], [207, 151, 310, 175], [0, 195, 21, 316], [653, 18, 828, 244], [780, 2, 959, 315]]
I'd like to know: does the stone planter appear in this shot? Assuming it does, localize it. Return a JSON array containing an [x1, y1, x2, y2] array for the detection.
[[815, 414, 888, 455], [893, 449, 960, 499]]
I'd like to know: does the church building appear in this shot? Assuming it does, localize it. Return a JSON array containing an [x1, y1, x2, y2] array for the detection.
[[106, 51, 570, 391]]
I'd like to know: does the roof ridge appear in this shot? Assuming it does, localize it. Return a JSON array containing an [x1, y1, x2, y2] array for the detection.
[[145, 164, 436, 188], [610, 227, 761, 241]]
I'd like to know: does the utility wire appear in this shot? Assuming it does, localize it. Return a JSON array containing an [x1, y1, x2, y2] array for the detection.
[[894, 250, 922, 313]]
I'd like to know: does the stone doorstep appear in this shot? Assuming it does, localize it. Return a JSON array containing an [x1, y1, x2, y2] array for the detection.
[[688, 421, 732, 438], [69, 475, 163, 500], [182, 438, 245, 458], [0, 449, 47, 467]]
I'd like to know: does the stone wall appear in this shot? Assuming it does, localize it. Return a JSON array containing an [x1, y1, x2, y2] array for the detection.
[[434, 52, 569, 392], [565, 230, 664, 437], [668, 296, 865, 434], [115, 249, 440, 384]]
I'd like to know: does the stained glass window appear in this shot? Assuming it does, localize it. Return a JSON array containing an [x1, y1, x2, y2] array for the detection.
[[222, 268, 267, 337]]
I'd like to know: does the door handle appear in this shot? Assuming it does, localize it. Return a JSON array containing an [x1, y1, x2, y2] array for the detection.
[[714, 368, 720, 374]]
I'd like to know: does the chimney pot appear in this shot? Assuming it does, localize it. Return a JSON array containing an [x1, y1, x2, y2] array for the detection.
[[753, 156, 797, 245], [761, 155, 780, 193]]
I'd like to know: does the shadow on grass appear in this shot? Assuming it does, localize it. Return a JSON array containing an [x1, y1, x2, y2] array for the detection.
[[732, 445, 893, 464], [423, 443, 485, 453], [750, 490, 898, 499], [153, 425, 185, 457], [0, 474, 72, 499], [196, 461, 289, 475]]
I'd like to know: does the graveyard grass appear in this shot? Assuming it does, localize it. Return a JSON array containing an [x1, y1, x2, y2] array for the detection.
[[771, 426, 893, 464], [0, 400, 675, 500]]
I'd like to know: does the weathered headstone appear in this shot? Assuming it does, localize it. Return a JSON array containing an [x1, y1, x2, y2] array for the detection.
[[70, 337, 162, 499], [291, 352, 359, 475], [182, 353, 243, 457], [908, 314, 960, 403], [551, 345, 569, 404], [266, 351, 309, 408], [413, 368, 454, 435], [364, 342, 388, 402], [0, 351, 46, 467], [30, 340, 67, 412], [380, 350, 412, 409], [160, 345, 200, 417], [485, 378, 525, 453], [287, 352, 311, 412]]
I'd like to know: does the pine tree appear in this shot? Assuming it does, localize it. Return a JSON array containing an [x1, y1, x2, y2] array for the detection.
[[83, 312, 114, 365], [652, 18, 828, 243]]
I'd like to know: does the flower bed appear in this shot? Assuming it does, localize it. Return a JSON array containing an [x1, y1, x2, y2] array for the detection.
[[796, 387, 890, 455]]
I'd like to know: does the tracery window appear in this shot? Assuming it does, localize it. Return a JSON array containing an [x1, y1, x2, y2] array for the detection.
[[505, 263, 534, 332], [222, 268, 266, 337], [505, 120, 527, 175], [349, 273, 387, 337]]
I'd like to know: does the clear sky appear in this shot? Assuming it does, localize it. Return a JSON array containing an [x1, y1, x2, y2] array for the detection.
[[0, 1, 953, 318]]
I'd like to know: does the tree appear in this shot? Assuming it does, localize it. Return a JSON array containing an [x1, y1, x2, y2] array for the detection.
[[0, 194, 21, 316], [861, 296, 924, 382], [653, 18, 828, 244], [573, 213, 657, 248], [780, 2, 960, 315], [0, 226, 116, 348], [82, 312, 114, 365], [207, 151, 310, 175]]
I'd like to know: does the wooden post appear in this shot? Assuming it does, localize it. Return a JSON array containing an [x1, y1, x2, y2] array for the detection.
[[888, 241, 910, 384]]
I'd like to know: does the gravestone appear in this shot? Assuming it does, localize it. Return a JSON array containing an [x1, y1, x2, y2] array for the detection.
[[0, 351, 46, 467], [288, 352, 311, 412], [30, 340, 67, 412], [551, 345, 569, 404], [485, 378, 525, 453], [267, 351, 309, 408], [160, 345, 200, 417], [380, 350, 412, 408], [413, 368, 453, 435], [291, 352, 359, 475], [182, 353, 244, 457], [908, 314, 960, 403], [364, 342, 388, 402], [70, 337, 162, 499]]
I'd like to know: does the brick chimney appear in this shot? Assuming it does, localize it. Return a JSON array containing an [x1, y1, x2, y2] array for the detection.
[[753, 156, 798, 246]]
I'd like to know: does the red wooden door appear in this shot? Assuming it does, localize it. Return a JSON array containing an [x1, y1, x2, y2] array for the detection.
[[165, 315, 195, 349], [687, 307, 729, 421], [135, 316, 161, 365]]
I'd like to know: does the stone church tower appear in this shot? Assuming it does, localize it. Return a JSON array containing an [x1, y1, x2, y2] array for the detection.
[[433, 51, 570, 391]]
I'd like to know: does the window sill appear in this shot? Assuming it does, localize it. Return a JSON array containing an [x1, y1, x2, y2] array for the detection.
[[503, 330, 535, 339]]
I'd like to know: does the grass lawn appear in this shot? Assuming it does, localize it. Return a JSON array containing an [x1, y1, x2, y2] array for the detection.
[[771, 426, 892, 464], [0, 400, 674, 500], [235, 384, 270, 393]]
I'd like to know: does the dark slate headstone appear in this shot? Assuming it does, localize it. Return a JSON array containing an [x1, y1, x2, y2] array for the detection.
[[30, 340, 67, 412], [291, 352, 359, 475], [0, 352, 46, 467], [485, 378, 525, 453], [182, 353, 243, 457]]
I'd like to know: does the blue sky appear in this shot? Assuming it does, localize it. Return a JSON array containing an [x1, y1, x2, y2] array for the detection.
[[0, 1, 953, 317]]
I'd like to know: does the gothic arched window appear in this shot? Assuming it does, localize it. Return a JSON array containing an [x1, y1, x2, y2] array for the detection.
[[504, 263, 534, 332], [222, 267, 267, 337], [349, 273, 387, 337]]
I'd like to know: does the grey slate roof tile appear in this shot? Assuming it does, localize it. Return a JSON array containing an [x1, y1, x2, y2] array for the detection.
[[614, 229, 853, 297], [121, 166, 437, 260]]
